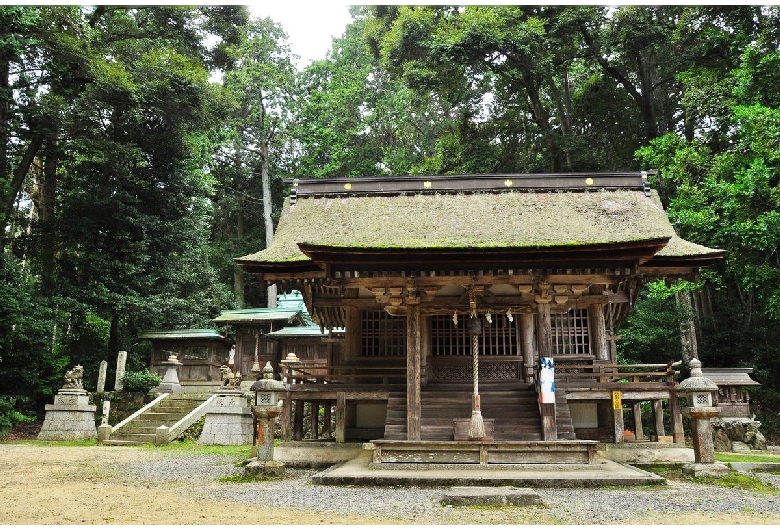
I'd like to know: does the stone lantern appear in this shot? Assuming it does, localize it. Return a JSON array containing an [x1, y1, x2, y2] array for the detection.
[[676, 358, 728, 477], [279, 352, 302, 384], [246, 362, 285, 475], [156, 353, 183, 394]]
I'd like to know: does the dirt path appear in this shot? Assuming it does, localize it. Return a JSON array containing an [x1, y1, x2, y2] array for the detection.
[[0, 444, 403, 525]]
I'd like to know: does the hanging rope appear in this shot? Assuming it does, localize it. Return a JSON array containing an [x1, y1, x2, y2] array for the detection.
[[468, 317, 486, 439], [472, 333, 479, 396]]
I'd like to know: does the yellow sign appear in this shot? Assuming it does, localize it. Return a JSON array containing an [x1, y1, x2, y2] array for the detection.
[[585, 177, 594, 186], [344, 182, 352, 190], [612, 390, 622, 410], [423, 181, 432, 189]]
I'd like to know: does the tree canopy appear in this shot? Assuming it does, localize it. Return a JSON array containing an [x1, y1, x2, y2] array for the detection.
[[1, 5, 779, 440]]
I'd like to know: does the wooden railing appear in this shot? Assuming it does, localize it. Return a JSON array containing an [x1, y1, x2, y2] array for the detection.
[[555, 360, 681, 388], [285, 364, 407, 386]]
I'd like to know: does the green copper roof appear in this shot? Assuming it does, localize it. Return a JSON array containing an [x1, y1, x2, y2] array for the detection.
[[213, 308, 305, 324], [137, 329, 231, 341], [265, 325, 346, 338]]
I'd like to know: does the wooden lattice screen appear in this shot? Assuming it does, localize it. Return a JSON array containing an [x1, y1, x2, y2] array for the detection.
[[551, 308, 590, 355], [430, 314, 518, 356], [361, 310, 406, 356]]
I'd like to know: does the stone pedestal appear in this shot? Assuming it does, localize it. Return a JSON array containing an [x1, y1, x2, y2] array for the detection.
[[682, 406, 721, 463], [252, 406, 281, 461], [198, 390, 253, 445], [156, 356, 183, 394], [37, 389, 97, 441]]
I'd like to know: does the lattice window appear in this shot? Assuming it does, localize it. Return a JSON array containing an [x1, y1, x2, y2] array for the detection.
[[551, 308, 590, 355], [430, 314, 518, 356], [361, 310, 406, 356]]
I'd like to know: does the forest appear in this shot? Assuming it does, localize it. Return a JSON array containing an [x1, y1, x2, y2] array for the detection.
[[1, 6, 779, 440]]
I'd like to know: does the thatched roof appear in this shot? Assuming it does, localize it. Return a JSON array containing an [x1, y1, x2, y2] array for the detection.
[[236, 174, 723, 274]]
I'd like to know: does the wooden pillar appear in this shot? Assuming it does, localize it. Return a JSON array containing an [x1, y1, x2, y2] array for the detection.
[[312, 402, 320, 440], [653, 399, 665, 437], [406, 302, 421, 441], [294, 399, 304, 441], [281, 392, 292, 441], [612, 390, 624, 443], [335, 391, 346, 443], [345, 306, 361, 362], [419, 315, 430, 387], [632, 402, 645, 440], [588, 303, 609, 361], [520, 312, 536, 384], [536, 298, 556, 441], [670, 391, 685, 443], [323, 401, 332, 439]]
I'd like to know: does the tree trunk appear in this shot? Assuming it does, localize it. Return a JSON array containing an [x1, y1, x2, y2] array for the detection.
[[260, 138, 277, 308], [233, 200, 246, 308], [39, 131, 58, 293]]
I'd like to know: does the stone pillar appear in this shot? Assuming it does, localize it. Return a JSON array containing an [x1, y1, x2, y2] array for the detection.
[[97, 400, 112, 443], [96, 360, 108, 393], [114, 351, 127, 391], [198, 390, 253, 445]]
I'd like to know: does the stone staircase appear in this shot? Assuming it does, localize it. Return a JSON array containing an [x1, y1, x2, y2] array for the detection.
[[383, 381, 576, 441], [103, 394, 212, 445]]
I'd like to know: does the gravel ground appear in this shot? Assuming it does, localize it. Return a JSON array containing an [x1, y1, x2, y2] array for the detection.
[[3, 443, 780, 525], [109, 450, 780, 525]]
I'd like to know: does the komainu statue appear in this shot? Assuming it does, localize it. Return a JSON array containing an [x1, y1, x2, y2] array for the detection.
[[63, 365, 84, 389], [220, 365, 242, 389]]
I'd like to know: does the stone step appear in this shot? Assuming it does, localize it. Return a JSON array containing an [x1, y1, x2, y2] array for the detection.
[[441, 486, 544, 506]]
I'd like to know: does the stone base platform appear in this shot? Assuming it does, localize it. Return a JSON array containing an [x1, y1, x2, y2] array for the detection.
[[312, 452, 665, 487], [37, 390, 97, 441]]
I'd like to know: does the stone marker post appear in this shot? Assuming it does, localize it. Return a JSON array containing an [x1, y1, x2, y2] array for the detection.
[[114, 351, 128, 391], [97, 400, 112, 443], [96, 360, 108, 393]]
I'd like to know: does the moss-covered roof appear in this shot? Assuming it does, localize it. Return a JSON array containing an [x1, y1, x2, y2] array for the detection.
[[236, 176, 724, 273]]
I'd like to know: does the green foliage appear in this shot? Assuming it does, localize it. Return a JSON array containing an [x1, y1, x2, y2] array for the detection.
[[617, 280, 691, 364], [120, 370, 161, 394], [177, 416, 205, 442], [0, 396, 35, 439]]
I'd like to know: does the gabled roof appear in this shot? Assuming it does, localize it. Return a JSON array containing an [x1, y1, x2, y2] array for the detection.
[[236, 173, 724, 274], [137, 329, 232, 342], [702, 367, 761, 387], [265, 325, 346, 339], [213, 307, 306, 325]]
